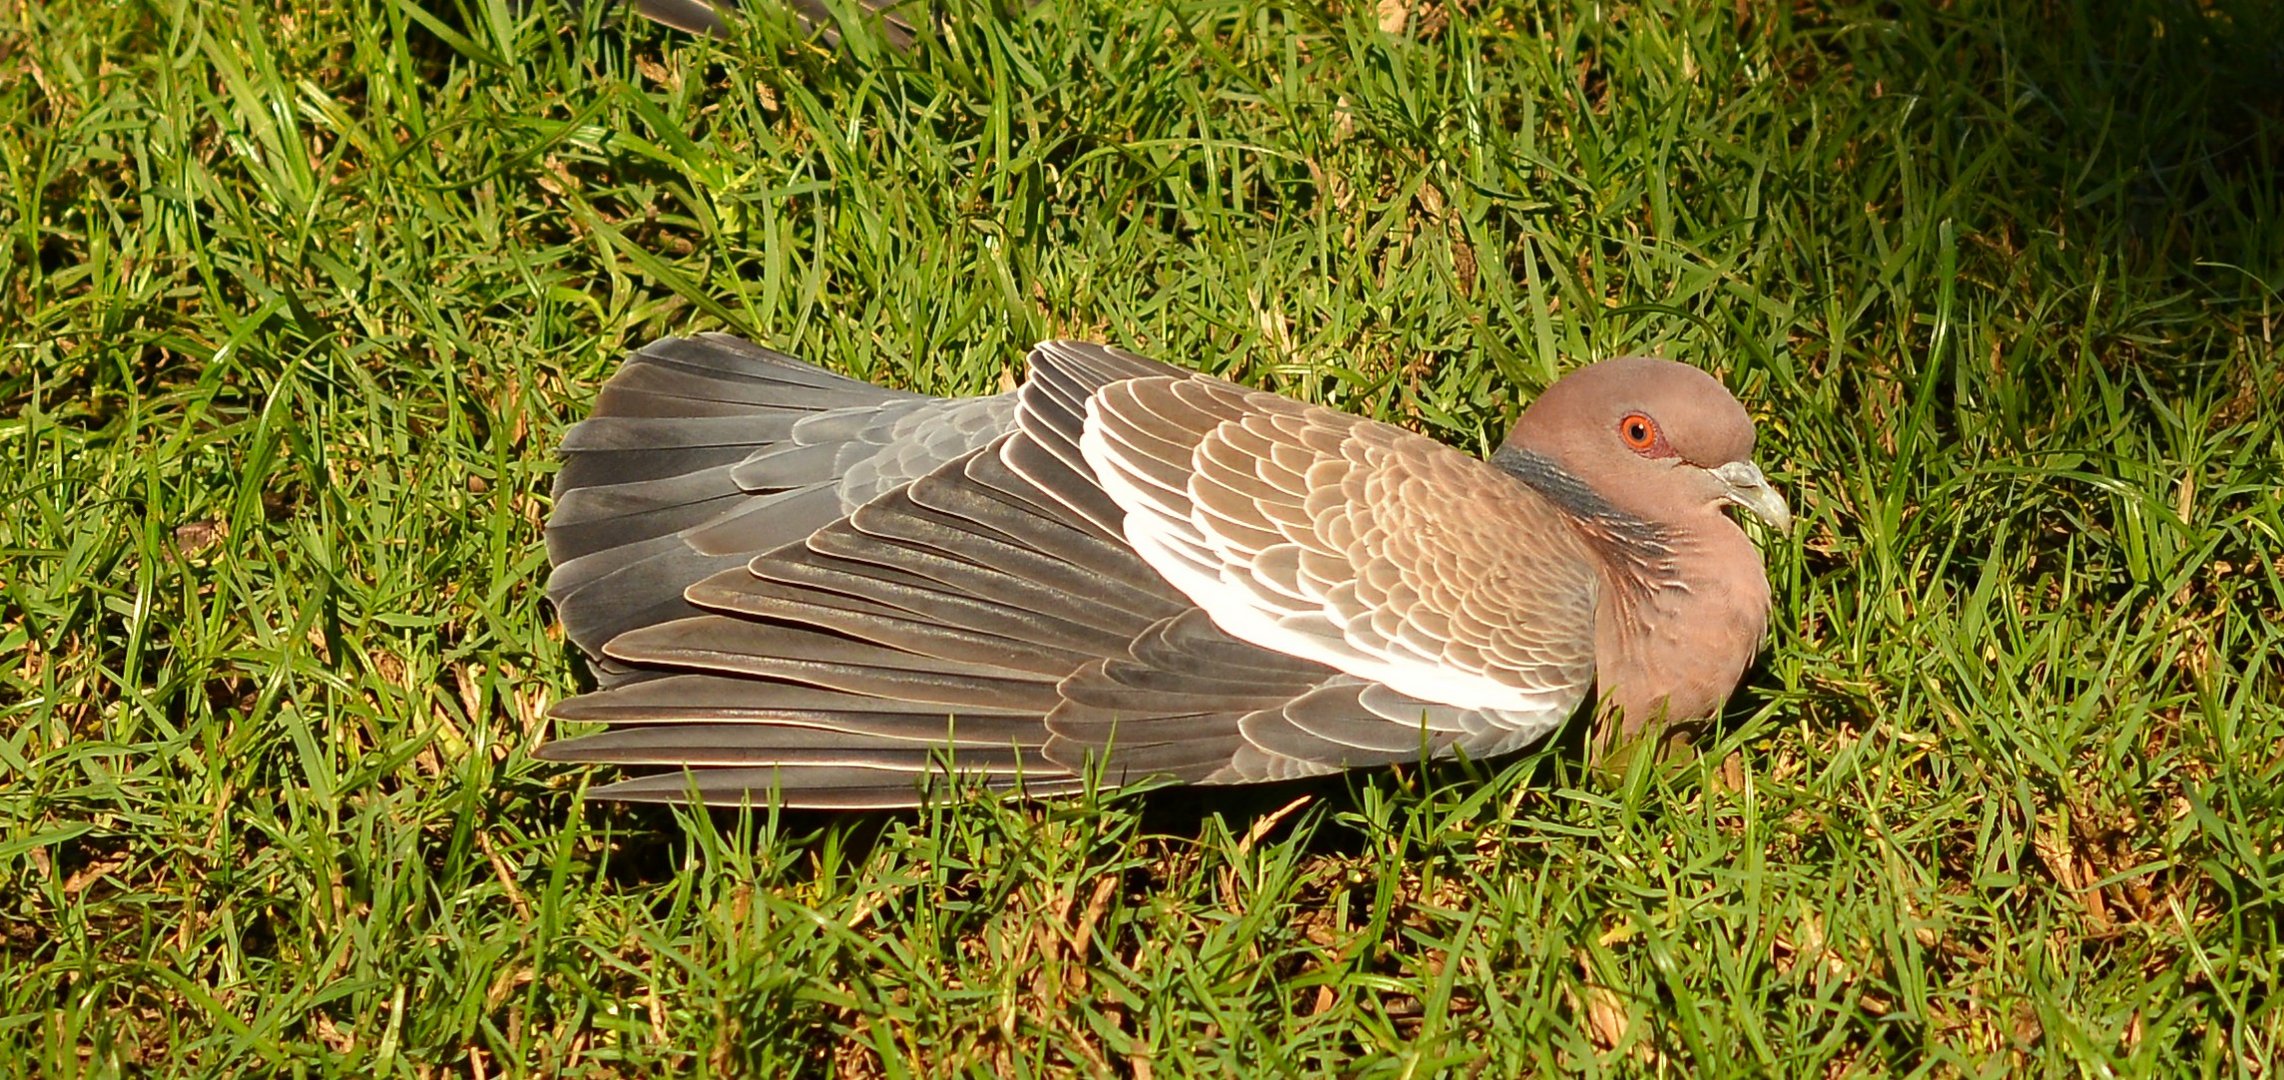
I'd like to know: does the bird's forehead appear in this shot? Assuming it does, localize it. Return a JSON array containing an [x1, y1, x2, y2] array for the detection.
[[1578, 357, 1755, 462]]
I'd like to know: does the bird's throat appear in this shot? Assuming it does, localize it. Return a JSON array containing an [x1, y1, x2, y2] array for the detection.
[[1590, 519, 1771, 741], [1493, 445, 1772, 742]]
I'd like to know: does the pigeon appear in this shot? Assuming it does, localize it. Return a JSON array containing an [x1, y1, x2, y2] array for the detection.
[[537, 335, 1789, 807]]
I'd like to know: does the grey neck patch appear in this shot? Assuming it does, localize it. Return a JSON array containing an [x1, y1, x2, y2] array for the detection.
[[1489, 446, 1680, 594]]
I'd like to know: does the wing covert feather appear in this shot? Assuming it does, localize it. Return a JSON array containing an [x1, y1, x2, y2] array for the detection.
[[1079, 376, 1598, 739]]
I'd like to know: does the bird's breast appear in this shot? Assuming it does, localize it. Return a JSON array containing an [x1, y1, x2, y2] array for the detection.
[[1593, 523, 1772, 730]]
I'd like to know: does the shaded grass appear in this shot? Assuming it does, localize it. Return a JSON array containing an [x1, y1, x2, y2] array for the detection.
[[2, 0, 2280, 1073]]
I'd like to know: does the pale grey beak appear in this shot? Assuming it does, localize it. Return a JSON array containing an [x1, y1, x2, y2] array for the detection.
[[1710, 461, 1792, 534]]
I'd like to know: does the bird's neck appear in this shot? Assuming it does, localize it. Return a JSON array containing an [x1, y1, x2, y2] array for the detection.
[[1489, 446, 1769, 740], [1588, 516, 1770, 740]]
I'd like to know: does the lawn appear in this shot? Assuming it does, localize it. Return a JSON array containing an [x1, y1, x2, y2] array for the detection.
[[3, 0, 2281, 1073]]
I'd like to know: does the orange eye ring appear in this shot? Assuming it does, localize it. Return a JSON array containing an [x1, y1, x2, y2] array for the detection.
[[1618, 412, 1661, 452]]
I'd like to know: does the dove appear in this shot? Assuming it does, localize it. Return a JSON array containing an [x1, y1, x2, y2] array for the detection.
[[539, 335, 1787, 806]]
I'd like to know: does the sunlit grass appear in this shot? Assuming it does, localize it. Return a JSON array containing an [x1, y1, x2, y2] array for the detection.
[[2, 0, 2279, 1073]]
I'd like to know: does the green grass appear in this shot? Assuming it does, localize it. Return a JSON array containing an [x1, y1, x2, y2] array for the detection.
[[4, 0, 2281, 1073]]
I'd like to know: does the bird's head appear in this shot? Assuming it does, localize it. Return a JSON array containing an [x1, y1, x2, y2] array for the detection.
[[1493, 356, 1791, 768], [1500, 356, 1790, 538]]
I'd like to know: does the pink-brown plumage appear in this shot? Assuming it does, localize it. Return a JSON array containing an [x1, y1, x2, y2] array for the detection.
[[1496, 357, 1787, 744]]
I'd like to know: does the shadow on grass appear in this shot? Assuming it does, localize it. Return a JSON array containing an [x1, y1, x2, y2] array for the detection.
[[1871, 0, 2279, 284], [542, 686, 1753, 899]]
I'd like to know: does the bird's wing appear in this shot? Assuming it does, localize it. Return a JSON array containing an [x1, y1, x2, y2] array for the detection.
[[541, 341, 1596, 805], [1077, 373, 1601, 748], [543, 341, 1268, 804]]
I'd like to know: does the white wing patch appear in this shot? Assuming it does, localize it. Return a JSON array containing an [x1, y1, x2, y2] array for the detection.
[[1079, 377, 1594, 733]]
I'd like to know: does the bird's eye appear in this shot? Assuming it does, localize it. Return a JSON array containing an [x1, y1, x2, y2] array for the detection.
[[1618, 412, 1661, 453]]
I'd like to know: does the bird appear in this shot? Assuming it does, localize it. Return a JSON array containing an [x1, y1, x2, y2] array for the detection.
[[537, 334, 1790, 807]]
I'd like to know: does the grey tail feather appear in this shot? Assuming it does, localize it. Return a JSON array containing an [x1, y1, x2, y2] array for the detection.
[[545, 335, 920, 667], [545, 425, 1184, 805], [546, 537, 751, 659], [552, 337, 911, 499], [543, 336, 1259, 806]]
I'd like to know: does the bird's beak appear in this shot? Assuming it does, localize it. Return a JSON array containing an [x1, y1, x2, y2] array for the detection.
[[1709, 461, 1791, 534]]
